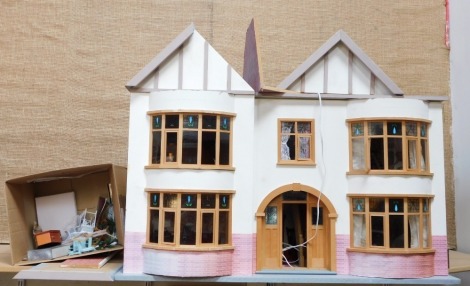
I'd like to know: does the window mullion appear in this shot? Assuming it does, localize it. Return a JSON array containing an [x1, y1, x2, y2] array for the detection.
[[215, 116, 220, 165], [404, 198, 409, 249], [384, 199, 390, 248], [197, 114, 202, 165]]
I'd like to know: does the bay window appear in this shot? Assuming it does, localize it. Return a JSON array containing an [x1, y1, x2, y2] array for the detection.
[[149, 112, 234, 169], [349, 196, 432, 251], [348, 119, 430, 174]]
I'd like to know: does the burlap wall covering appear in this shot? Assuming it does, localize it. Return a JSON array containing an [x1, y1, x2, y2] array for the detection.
[[0, 1, 454, 247]]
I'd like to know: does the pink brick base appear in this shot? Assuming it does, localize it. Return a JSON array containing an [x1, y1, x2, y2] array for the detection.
[[123, 231, 146, 274], [143, 248, 233, 277], [337, 234, 449, 278], [123, 232, 256, 276]]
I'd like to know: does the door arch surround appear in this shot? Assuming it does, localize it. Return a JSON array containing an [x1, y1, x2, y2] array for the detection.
[[255, 183, 338, 271]]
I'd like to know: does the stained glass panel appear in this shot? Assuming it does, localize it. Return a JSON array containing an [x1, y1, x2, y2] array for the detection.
[[181, 194, 197, 208], [370, 198, 385, 212], [220, 116, 231, 131], [420, 123, 427, 137], [183, 114, 198, 128], [219, 195, 230, 209], [150, 193, 159, 207], [266, 206, 278, 225], [352, 122, 364, 136], [352, 198, 365, 212], [387, 122, 402, 135], [389, 199, 404, 212], [153, 115, 162, 129]]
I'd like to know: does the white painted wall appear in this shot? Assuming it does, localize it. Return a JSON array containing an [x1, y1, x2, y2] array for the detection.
[[253, 97, 446, 235], [450, 0, 470, 252]]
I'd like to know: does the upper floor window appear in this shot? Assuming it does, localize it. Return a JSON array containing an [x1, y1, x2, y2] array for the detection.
[[149, 112, 234, 169], [349, 196, 432, 252], [278, 119, 315, 165], [145, 191, 232, 249], [348, 119, 430, 175]]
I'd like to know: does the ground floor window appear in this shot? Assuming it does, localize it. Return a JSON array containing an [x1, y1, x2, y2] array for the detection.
[[349, 195, 432, 251], [146, 190, 233, 248]]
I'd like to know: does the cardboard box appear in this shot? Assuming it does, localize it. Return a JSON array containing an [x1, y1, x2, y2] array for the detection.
[[5, 164, 127, 266]]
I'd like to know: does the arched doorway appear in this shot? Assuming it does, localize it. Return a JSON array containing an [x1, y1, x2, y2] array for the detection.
[[255, 183, 337, 271]]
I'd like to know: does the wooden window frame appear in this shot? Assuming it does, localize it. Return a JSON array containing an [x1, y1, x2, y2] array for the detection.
[[347, 118, 431, 176], [277, 119, 315, 165], [144, 189, 234, 251], [348, 195, 433, 254], [147, 111, 235, 171]]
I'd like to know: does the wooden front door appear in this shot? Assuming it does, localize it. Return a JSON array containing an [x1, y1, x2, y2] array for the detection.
[[257, 190, 330, 270]]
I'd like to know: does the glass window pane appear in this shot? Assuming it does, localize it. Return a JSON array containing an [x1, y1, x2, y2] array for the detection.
[[352, 122, 364, 137], [152, 131, 162, 164], [219, 195, 230, 209], [420, 139, 427, 171], [149, 210, 159, 243], [370, 198, 385, 212], [299, 136, 311, 160], [353, 214, 366, 247], [218, 211, 229, 244], [150, 193, 159, 207], [201, 194, 216, 209], [180, 211, 196, 245], [282, 191, 307, 201], [163, 194, 177, 208], [388, 138, 403, 170], [166, 132, 177, 162], [153, 115, 162, 129], [202, 213, 214, 244], [281, 122, 295, 133], [389, 199, 404, 213], [369, 122, 383, 135], [201, 131, 216, 164], [182, 131, 198, 164], [387, 122, 402, 135], [286, 135, 296, 160], [181, 194, 197, 209], [183, 114, 198, 128], [165, 115, 179, 128], [408, 215, 420, 248], [423, 198, 429, 213], [389, 215, 404, 248], [352, 198, 365, 212], [370, 138, 384, 169], [371, 216, 384, 246], [219, 132, 230, 165], [423, 215, 429, 247], [297, 122, 311, 133], [266, 206, 278, 225], [311, 207, 323, 225], [408, 140, 417, 169], [163, 211, 175, 243], [406, 122, 417, 136], [220, 116, 231, 131], [408, 199, 420, 213], [203, 115, 217, 129], [352, 138, 365, 170]]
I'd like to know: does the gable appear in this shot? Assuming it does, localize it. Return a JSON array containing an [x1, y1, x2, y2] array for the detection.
[[278, 30, 403, 96], [126, 24, 253, 93]]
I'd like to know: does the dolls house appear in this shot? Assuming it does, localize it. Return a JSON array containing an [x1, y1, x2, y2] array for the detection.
[[123, 20, 451, 281]]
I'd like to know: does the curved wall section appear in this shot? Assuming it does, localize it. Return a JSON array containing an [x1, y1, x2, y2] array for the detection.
[[347, 175, 433, 195], [348, 251, 434, 278], [142, 248, 233, 277], [149, 90, 235, 113], [347, 98, 428, 119], [145, 169, 234, 190]]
